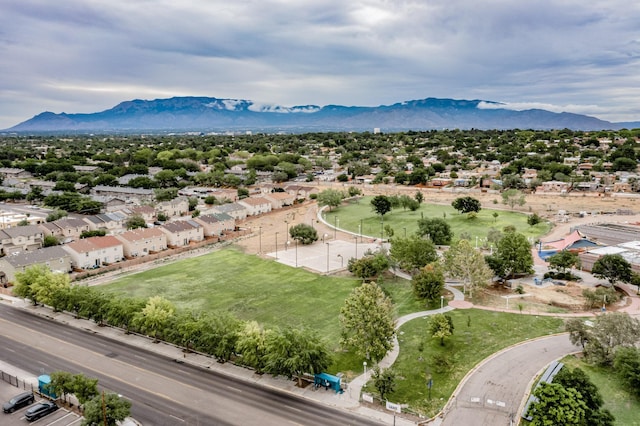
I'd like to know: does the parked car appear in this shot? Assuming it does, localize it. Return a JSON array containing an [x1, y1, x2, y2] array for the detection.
[[2, 391, 35, 413], [24, 401, 58, 421]]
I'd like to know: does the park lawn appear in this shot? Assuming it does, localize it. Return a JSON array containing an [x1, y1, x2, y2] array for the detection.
[[326, 196, 550, 242], [102, 248, 419, 373], [374, 309, 565, 417], [561, 355, 640, 425]]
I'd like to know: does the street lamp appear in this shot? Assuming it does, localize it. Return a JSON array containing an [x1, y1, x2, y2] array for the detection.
[[440, 295, 444, 310], [275, 232, 279, 259], [354, 236, 358, 259], [322, 233, 328, 243], [326, 242, 330, 273], [285, 221, 289, 250], [363, 361, 367, 379]]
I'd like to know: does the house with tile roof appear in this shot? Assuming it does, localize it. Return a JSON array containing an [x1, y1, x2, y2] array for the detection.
[[0, 246, 72, 284], [155, 197, 189, 218], [264, 192, 296, 209], [39, 218, 91, 242], [0, 225, 44, 255], [211, 202, 247, 220], [238, 197, 272, 216], [159, 220, 204, 247], [193, 213, 235, 237], [115, 227, 167, 258], [62, 235, 124, 270]]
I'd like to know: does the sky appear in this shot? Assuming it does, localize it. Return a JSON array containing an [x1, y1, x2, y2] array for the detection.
[[1, 0, 639, 129]]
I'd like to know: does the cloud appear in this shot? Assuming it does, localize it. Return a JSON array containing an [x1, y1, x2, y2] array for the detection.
[[1, 0, 639, 128]]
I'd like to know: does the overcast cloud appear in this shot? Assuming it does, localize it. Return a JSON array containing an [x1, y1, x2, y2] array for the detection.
[[1, 0, 639, 129]]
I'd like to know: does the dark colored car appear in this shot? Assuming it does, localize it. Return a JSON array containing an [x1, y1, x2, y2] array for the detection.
[[2, 391, 35, 413], [24, 401, 58, 421]]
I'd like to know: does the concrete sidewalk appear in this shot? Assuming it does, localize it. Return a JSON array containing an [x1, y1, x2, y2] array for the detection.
[[0, 294, 416, 426]]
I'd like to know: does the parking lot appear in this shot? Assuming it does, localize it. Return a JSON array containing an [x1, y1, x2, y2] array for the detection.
[[1, 381, 81, 426]]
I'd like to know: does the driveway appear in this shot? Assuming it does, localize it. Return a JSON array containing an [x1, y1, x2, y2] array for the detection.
[[440, 334, 577, 425]]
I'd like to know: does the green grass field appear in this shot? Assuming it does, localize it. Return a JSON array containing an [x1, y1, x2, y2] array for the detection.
[[326, 196, 551, 242], [102, 248, 425, 372], [561, 355, 640, 425], [383, 309, 565, 417]]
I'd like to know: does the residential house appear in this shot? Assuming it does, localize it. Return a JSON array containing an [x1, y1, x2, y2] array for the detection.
[[115, 227, 167, 258], [155, 197, 189, 218], [73, 165, 102, 173], [83, 212, 127, 232], [0, 168, 31, 179], [62, 236, 124, 269], [39, 218, 91, 242], [238, 197, 272, 216], [194, 213, 235, 237], [0, 225, 44, 255], [538, 181, 570, 193], [211, 203, 247, 221], [264, 192, 296, 209], [0, 246, 72, 285], [116, 205, 156, 223], [284, 185, 318, 199], [91, 185, 155, 203], [159, 220, 204, 247]]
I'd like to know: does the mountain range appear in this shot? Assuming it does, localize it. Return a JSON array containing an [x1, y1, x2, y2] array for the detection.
[[5, 96, 639, 133]]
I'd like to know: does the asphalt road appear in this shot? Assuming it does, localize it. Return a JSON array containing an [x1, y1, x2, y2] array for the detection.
[[441, 334, 577, 426], [0, 304, 382, 426]]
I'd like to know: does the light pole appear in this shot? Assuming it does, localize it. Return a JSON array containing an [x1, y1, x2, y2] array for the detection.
[[259, 226, 262, 254], [354, 236, 358, 259], [334, 216, 338, 239], [322, 233, 328, 243], [275, 232, 279, 259], [285, 221, 289, 250], [363, 361, 367, 379], [440, 295, 444, 310], [337, 254, 343, 268], [380, 217, 384, 242], [326, 242, 330, 273]]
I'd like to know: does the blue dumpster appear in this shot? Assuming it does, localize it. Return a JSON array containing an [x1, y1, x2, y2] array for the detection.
[[38, 375, 56, 399]]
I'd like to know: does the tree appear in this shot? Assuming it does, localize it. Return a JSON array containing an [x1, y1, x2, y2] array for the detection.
[[451, 196, 481, 214], [43, 235, 59, 247], [71, 373, 99, 405], [347, 252, 390, 281], [372, 366, 396, 401], [371, 195, 392, 217], [340, 282, 395, 361], [486, 230, 533, 279], [412, 263, 445, 304], [527, 382, 588, 426], [13, 265, 70, 306], [591, 254, 632, 286], [133, 296, 175, 341], [548, 251, 580, 275], [389, 236, 437, 272], [416, 217, 453, 245], [565, 318, 590, 350], [428, 313, 454, 346], [554, 366, 614, 425], [317, 189, 344, 211], [289, 223, 318, 245], [235, 321, 268, 373], [572, 312, 640, 366], [414, 191, 424, 204], [527, 212, 542, 226], [614, 347, 640, 397], [82, 393, 131, 426], [125, 214, 147, 230], [444, 239, 492, 297], [47, 371, 75, 403], [263, 327, 331, 386], [501, 188, 526, 209]]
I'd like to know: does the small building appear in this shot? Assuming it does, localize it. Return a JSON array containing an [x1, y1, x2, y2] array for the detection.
[[194, 213, 235, 237], [264, 192, 296, 209], [238, 197, 272, 216], [0, 246, 72, 285], [62, 236, 124, 269], [212, 203, 248, 221], [159, 220, 204, 247], [39, 218, 91, 242], [0, 225, 45, 255], [155, 197, 190, 218], [115, 227, 167, 258]]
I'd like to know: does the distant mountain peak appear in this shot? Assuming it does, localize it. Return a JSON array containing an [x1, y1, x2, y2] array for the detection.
[[4, 96, 637, 133]]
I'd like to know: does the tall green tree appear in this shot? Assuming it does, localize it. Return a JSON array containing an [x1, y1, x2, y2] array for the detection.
[[340, 282, 395, 361], [591, 254, 632, 286], [501, 188, 526, 209], [372, 366, 397, 401], [571, 312, 640, 366], [444, 239, 492, 297], [486, 230, 533, 279], [235, 321, 268, 373], [451, 196, 481, 214], [370, 195, 392, 217], [82, 393, 131, 426], [412, 263, 445, 304], [428, 313, 454, 346], [527, 382, 588, 426], [548, 250, 580, 275], [133, 296, 175, 342], [347, 252, 390, 281], [389, 236, 437, 272], [289, 223, 318, 245], [416, 217, 453, 245], [317, 189, 344, 211]]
